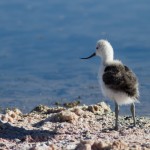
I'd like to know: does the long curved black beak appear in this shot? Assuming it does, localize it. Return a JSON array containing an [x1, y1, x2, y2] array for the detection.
[[81, 52, 96, 59]]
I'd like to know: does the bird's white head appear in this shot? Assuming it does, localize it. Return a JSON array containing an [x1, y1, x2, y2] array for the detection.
[[81, 39, 114, 64], [96, 40, 114, 63]]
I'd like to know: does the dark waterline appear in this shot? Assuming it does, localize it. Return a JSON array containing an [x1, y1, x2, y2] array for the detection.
[[0, 0, 150, 116]]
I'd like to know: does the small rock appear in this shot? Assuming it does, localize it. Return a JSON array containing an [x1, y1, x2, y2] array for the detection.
[[55, 110, 78, 123], [8, 116, 14, 123], [75, 143, 91, 150], [22, 135, 34, 142], [72, 108, 84, 116], [30, 143, 51, 150], [14, 108, 22, 115], [63, 100, 81, 108], [92, 141, 111, 150], [111, 140, 128, 150], [65, 143, 77, 150], [1, 115, 8, 122], [97, 102, 111, 112], [14, 138, 21, 143], [81, 140, 94, 145], [7, 110, 16, 119], [31, 105, 50, 114], [0, 143, 6, 147], [46, 107, 65, 114], [142, 142, 150, 149], [88, 105, 100, 114], [48, 144, 57, 150], [88, 102, 111, 115]]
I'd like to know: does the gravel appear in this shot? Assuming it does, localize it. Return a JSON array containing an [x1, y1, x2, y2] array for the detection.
[[0, 102, 149, 150]]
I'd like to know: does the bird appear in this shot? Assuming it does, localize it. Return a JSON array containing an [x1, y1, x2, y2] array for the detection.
[[81, 39, 139, 130]]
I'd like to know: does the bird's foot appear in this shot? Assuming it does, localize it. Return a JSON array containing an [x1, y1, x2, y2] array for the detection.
[[130, 123, 136, 128], [114, 125, 119, 131]]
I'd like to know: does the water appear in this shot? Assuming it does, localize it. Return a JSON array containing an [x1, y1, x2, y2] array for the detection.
[[0, 0, 150, 116]]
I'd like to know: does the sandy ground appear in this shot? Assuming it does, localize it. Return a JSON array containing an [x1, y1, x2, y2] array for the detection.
[[0, 102, 150, 150]]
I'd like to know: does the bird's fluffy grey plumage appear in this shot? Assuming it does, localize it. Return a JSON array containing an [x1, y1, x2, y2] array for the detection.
[[103, 64, 139, 99]]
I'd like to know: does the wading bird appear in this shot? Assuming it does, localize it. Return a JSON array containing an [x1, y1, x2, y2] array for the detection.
[[81, 39, 139, 130]]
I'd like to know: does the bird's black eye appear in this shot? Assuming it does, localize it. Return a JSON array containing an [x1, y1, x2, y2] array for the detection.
[[96, 46, 99, 49]]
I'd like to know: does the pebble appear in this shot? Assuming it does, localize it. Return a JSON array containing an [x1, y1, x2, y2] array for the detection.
[[0, 143, 6, 147], [142, 142, 150, 148], [65, 143, 77, 150], [14, 139, 21, 143]]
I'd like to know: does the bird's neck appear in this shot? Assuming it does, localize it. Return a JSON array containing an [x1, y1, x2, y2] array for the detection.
[[102, 52, 114, 65]]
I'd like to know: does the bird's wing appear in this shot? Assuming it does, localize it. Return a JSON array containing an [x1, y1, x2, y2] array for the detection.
[[103, 64, 138, 97]]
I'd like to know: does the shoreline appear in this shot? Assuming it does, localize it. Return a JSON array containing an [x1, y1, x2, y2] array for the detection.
[[0, 102, 150, 150]]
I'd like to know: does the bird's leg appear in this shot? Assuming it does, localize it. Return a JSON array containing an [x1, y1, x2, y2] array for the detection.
[[115, 102, 119, 130], [130, 103, 136, 126]]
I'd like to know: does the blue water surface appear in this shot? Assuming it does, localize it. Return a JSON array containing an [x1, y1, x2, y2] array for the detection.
[[0, 0, 150, 115]]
